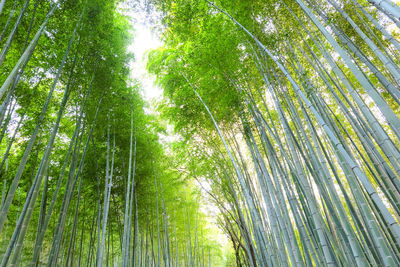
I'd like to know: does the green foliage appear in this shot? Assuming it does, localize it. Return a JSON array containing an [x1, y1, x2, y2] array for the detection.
[[147, 0, 400, 266], [0, 0, 221, 266]]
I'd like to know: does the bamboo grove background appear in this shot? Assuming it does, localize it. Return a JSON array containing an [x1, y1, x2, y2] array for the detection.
[[0, 0, 223, 266], [147, 0, 400, 266], [1, 0, 400, 266]]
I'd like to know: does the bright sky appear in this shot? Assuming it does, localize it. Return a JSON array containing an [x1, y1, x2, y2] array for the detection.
[[129, 25, 163, 102], [126, 1, 163, 103]]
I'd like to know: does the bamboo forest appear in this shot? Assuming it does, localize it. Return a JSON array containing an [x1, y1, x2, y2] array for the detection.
[[1, 0, 400, 266]]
